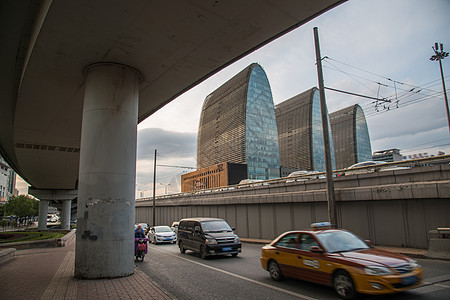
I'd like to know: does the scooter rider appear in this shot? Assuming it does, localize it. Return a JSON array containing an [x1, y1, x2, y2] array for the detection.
[[135, 225, 146, 238]]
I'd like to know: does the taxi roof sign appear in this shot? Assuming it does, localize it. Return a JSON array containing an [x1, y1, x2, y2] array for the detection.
[[310, 222, 332, 229]]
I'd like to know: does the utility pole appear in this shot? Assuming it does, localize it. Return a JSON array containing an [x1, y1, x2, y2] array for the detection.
[[313, 27, 337, 227], [430, 42, 450, 136], [152, 149, 157, 226]]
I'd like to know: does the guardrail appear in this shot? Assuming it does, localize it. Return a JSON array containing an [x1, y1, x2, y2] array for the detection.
[[136, 154, 450, 202]]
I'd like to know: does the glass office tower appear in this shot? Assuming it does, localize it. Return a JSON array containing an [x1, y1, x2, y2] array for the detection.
[[329, 104, 372, 169], [275, 87, 335, 172], [197, 63, 280, 180]]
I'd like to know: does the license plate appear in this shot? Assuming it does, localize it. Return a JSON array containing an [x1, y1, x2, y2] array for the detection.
[[164, 238, 172, 241], [222, 247, 232, 251], [402, 275, 417, 286]]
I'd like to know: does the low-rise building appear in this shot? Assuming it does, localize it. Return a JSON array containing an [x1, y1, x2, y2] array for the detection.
[[0, 155, 16, 202], [372, 148, 403, 162], [181, 162, 247, 192]]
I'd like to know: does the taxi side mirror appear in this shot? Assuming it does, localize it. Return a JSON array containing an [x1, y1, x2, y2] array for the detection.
[[310, 246, 323, 253], [365, 240, 372, 246]]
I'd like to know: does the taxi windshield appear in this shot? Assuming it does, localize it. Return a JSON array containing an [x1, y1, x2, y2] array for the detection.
[[316, 231, 369, 253]]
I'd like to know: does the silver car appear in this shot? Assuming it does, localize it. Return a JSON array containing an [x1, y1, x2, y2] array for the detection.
[[149, 225, 177, 244]]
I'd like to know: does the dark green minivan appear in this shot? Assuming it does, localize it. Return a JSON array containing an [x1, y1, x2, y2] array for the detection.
[[177, 217, 241, 259]]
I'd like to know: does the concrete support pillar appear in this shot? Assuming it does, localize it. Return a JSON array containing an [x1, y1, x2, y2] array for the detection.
[[38, 200, 48, 230], [75, 63, 140, 279], [60, 199, 72, 230]]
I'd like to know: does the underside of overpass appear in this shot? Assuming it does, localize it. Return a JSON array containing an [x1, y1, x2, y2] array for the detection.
[[0, 0, 345, 278]]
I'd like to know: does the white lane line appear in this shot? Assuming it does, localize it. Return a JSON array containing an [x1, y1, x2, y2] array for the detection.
[[150, 247, 317, 300]]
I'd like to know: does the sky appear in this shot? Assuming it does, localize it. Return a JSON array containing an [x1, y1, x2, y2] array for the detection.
[[16, 0, 450, 196]]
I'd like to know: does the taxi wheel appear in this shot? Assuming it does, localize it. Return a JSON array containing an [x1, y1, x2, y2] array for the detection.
[[179, 241, 186, 254], [333, 270, 356, 299], [268, 260, 283, 281]]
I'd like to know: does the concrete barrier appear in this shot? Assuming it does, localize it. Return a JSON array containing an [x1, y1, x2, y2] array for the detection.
[[427, 239, 450, 260], [427, 229, 450, 260], [0, 248, 16, 264]]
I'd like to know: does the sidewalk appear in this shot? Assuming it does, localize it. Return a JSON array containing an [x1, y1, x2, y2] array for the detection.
[[0, 237, 172, 300]]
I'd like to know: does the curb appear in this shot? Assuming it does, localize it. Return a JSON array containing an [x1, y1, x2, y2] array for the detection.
[[391, 252, 427, 259], [240, 238, 271, 245], [0, 248, 16, 264], [58, 229, 76, 247]]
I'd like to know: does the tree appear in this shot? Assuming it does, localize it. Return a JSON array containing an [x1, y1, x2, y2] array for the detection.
[[4, 195, 39, 217]]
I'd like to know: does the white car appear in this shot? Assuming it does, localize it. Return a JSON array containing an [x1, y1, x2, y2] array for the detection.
[[171, 221, 179, 234], [47, 214, 58, 223], [286, 170, 324, 183], [149, 226, 177, 244], [344, 161, 410, 176]]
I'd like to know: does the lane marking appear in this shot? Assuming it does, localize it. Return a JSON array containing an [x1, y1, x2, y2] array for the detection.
[[423, 273, 450, 285], [150, 247, 317, 300]]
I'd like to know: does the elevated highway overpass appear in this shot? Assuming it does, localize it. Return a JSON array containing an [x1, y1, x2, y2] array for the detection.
[[0, 0, 345, 278]]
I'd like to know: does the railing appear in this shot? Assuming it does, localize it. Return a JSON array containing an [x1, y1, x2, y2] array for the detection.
[[136, 154, 450, 202]]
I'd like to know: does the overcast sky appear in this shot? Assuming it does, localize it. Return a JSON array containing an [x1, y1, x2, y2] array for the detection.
[[16, 0, 450, 196]]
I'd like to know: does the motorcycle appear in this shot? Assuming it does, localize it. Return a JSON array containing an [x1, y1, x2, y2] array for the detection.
[[134, 237, 149, 262]]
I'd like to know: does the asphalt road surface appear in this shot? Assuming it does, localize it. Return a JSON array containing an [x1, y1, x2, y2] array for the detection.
[[138, 243, 450, 300]]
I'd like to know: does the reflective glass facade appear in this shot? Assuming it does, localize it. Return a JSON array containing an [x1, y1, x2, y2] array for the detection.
[[197, 63, 280, 181], [329, 104, 372, 169], [245, 65, 280, 179], [311, 91, 336, 172], [275, 87, 335, 172], [355, 106, 372, 163]]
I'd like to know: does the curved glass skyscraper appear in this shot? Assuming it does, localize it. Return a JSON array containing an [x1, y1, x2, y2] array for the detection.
[[275, 87, 335, 172], [329, 104, 372, 169], [197, 63, 280, 180]]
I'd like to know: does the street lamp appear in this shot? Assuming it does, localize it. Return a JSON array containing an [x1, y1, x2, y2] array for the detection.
[[159, 183, 171, 195], [137, 189, 148, 198], [430, 42, 450, 136]]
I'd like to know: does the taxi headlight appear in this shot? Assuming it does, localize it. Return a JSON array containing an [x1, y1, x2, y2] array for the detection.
[[205, 238, 217, 245], [409, 259, 421, 269], [364, 266, 393, 276], [234, 236, 240, 244]]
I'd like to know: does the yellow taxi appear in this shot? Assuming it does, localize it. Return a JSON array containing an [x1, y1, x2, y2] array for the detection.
[[260, 222, 423, 299]]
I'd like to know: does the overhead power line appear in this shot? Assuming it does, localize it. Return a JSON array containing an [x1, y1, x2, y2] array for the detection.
[[157, 164, 196, 169], [324, 86, 390, 103]]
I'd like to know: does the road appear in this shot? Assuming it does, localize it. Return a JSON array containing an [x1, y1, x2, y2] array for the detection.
[[139, 243, 450, 300]]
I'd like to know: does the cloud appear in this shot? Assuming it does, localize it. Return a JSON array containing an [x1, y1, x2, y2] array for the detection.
[[136, 128, 197, 195], [137, 128, 196, 161]]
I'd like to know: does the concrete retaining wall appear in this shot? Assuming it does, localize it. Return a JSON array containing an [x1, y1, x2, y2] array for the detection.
[[136, 198, 450, 249], [0, 230, 75, 250]]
